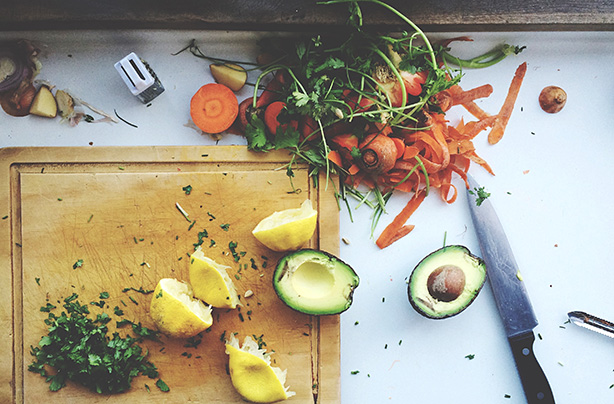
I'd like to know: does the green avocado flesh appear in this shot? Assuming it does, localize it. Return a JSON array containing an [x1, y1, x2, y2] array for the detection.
[[408, 245, 486, 319], [273, 249, 359, 315]]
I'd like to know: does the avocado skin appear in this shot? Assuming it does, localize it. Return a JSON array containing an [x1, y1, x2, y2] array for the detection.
[[407, 245, 486, 319], [273, 249, 359, 316]]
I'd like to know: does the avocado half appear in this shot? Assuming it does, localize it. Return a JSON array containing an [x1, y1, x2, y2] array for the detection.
[[408, 245, 486, 319], [273, 249, 359, 315]]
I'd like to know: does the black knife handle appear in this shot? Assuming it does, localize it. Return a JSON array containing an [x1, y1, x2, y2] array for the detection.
[[509, 332, 555, 403]]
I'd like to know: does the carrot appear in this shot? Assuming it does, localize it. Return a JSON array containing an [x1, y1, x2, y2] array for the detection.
[[255, 72, 283, 108], [376, 190, 426, 249], [190, 83, 239, 134], [236, 96, 254, 133], [348, 164, 360, 175], [342, 89, 376, 112], [330, 133, 359, 151], [359, 134, 398, 174], [264, 101, 287, 135], [328, 150, 343, 167], [300, 115, 320, 141], [488, 62, 527, 144]]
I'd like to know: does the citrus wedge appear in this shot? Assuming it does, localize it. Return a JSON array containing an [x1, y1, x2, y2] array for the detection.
[[225, 333, 295, 403], [189, 247, 240, 309], [252, 199, 317, 252], [149, 278, 213, 338]]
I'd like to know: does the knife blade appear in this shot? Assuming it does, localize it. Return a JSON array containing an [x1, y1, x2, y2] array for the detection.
[[466, 174, 555, 404], [568, 311, 614, 338]]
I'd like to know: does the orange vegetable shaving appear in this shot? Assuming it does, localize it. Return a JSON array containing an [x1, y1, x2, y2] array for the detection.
[[376, 190, 425, 249], [488, 62, 527, 144]]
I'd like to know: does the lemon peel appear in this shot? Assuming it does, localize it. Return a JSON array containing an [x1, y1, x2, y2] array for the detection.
[[189, 247, 240, 309], [225, 333, 295, 403], [252, 199, 317, 252], [149, 278, 213, 338]]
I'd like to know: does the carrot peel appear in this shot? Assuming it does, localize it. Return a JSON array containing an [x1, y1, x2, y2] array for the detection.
[[376, 190, 426, 249], [488, 62, 527, 144]]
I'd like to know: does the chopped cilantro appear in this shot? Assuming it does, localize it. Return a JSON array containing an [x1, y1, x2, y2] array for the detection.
[[122, 286, 154, 295], [29, 293, 160, 394], [182, 185, 193, 195], [156, 379, 170, 392], [72, 259, 84, 269], [469, 186, 491, 206]]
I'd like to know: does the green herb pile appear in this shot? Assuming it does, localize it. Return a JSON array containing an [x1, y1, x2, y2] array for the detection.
[[29, 293, 167, 394]]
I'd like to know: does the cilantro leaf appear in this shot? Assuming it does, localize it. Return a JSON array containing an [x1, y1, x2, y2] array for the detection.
[[156, 378, 170, 392], [469, 186, 491, 206], [273, 125, 300, 150], [245, 116, 272, 151]]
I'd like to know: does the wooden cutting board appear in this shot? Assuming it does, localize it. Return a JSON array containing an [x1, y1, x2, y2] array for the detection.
[[0, 146, 340, 403]]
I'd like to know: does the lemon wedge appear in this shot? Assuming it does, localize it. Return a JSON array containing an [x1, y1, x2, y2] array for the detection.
[[189, 247, 240, 309], [225, 333, 295, 403], [252, 199, 318, 252], [149, 278, 213, 338]]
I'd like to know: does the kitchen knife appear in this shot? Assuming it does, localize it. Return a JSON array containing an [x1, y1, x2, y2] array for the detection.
[[466, 175, 555, 404], [568, 311, 614, 338]]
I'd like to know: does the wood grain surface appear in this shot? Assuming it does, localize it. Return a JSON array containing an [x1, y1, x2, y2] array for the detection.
[[0, 146, 340, 403], [1, 0, 613, 31]]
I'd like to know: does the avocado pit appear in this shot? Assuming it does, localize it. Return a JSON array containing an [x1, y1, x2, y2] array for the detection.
[[408, 245, 486, 319], [427, 265, 466, 302]]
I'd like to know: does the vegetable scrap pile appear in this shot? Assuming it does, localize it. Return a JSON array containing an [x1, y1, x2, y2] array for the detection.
[[0, 39, 117, 124], [183, 0, 527, 249]]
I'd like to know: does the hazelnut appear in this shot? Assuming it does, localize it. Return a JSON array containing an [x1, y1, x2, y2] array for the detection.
[[427, 265, 466, 302]]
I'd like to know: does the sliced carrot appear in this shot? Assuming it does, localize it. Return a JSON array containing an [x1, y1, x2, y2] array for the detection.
[[376, 190, 426, 249], [328, 150, 343, 167], [264, 101, 287, 135], [256, 72, 283, 108], [348, 164, 360, 175], [391, 137, 406, 160], [488, 62, 527, 144], [190, 83, 239, 134], [300, 115, 320, 141], [342, 89, 376, 112], [330, 133, 359, 151]]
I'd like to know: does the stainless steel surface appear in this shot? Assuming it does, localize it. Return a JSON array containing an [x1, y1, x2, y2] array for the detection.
[[466, 174, 538, 338], [568, 311, 614, 338]]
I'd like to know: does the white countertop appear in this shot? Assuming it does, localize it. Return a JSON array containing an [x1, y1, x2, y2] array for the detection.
[[2, 29, 613, 403]]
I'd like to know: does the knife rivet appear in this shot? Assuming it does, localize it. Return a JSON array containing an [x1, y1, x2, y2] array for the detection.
[[522, 348, 530, 356]]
